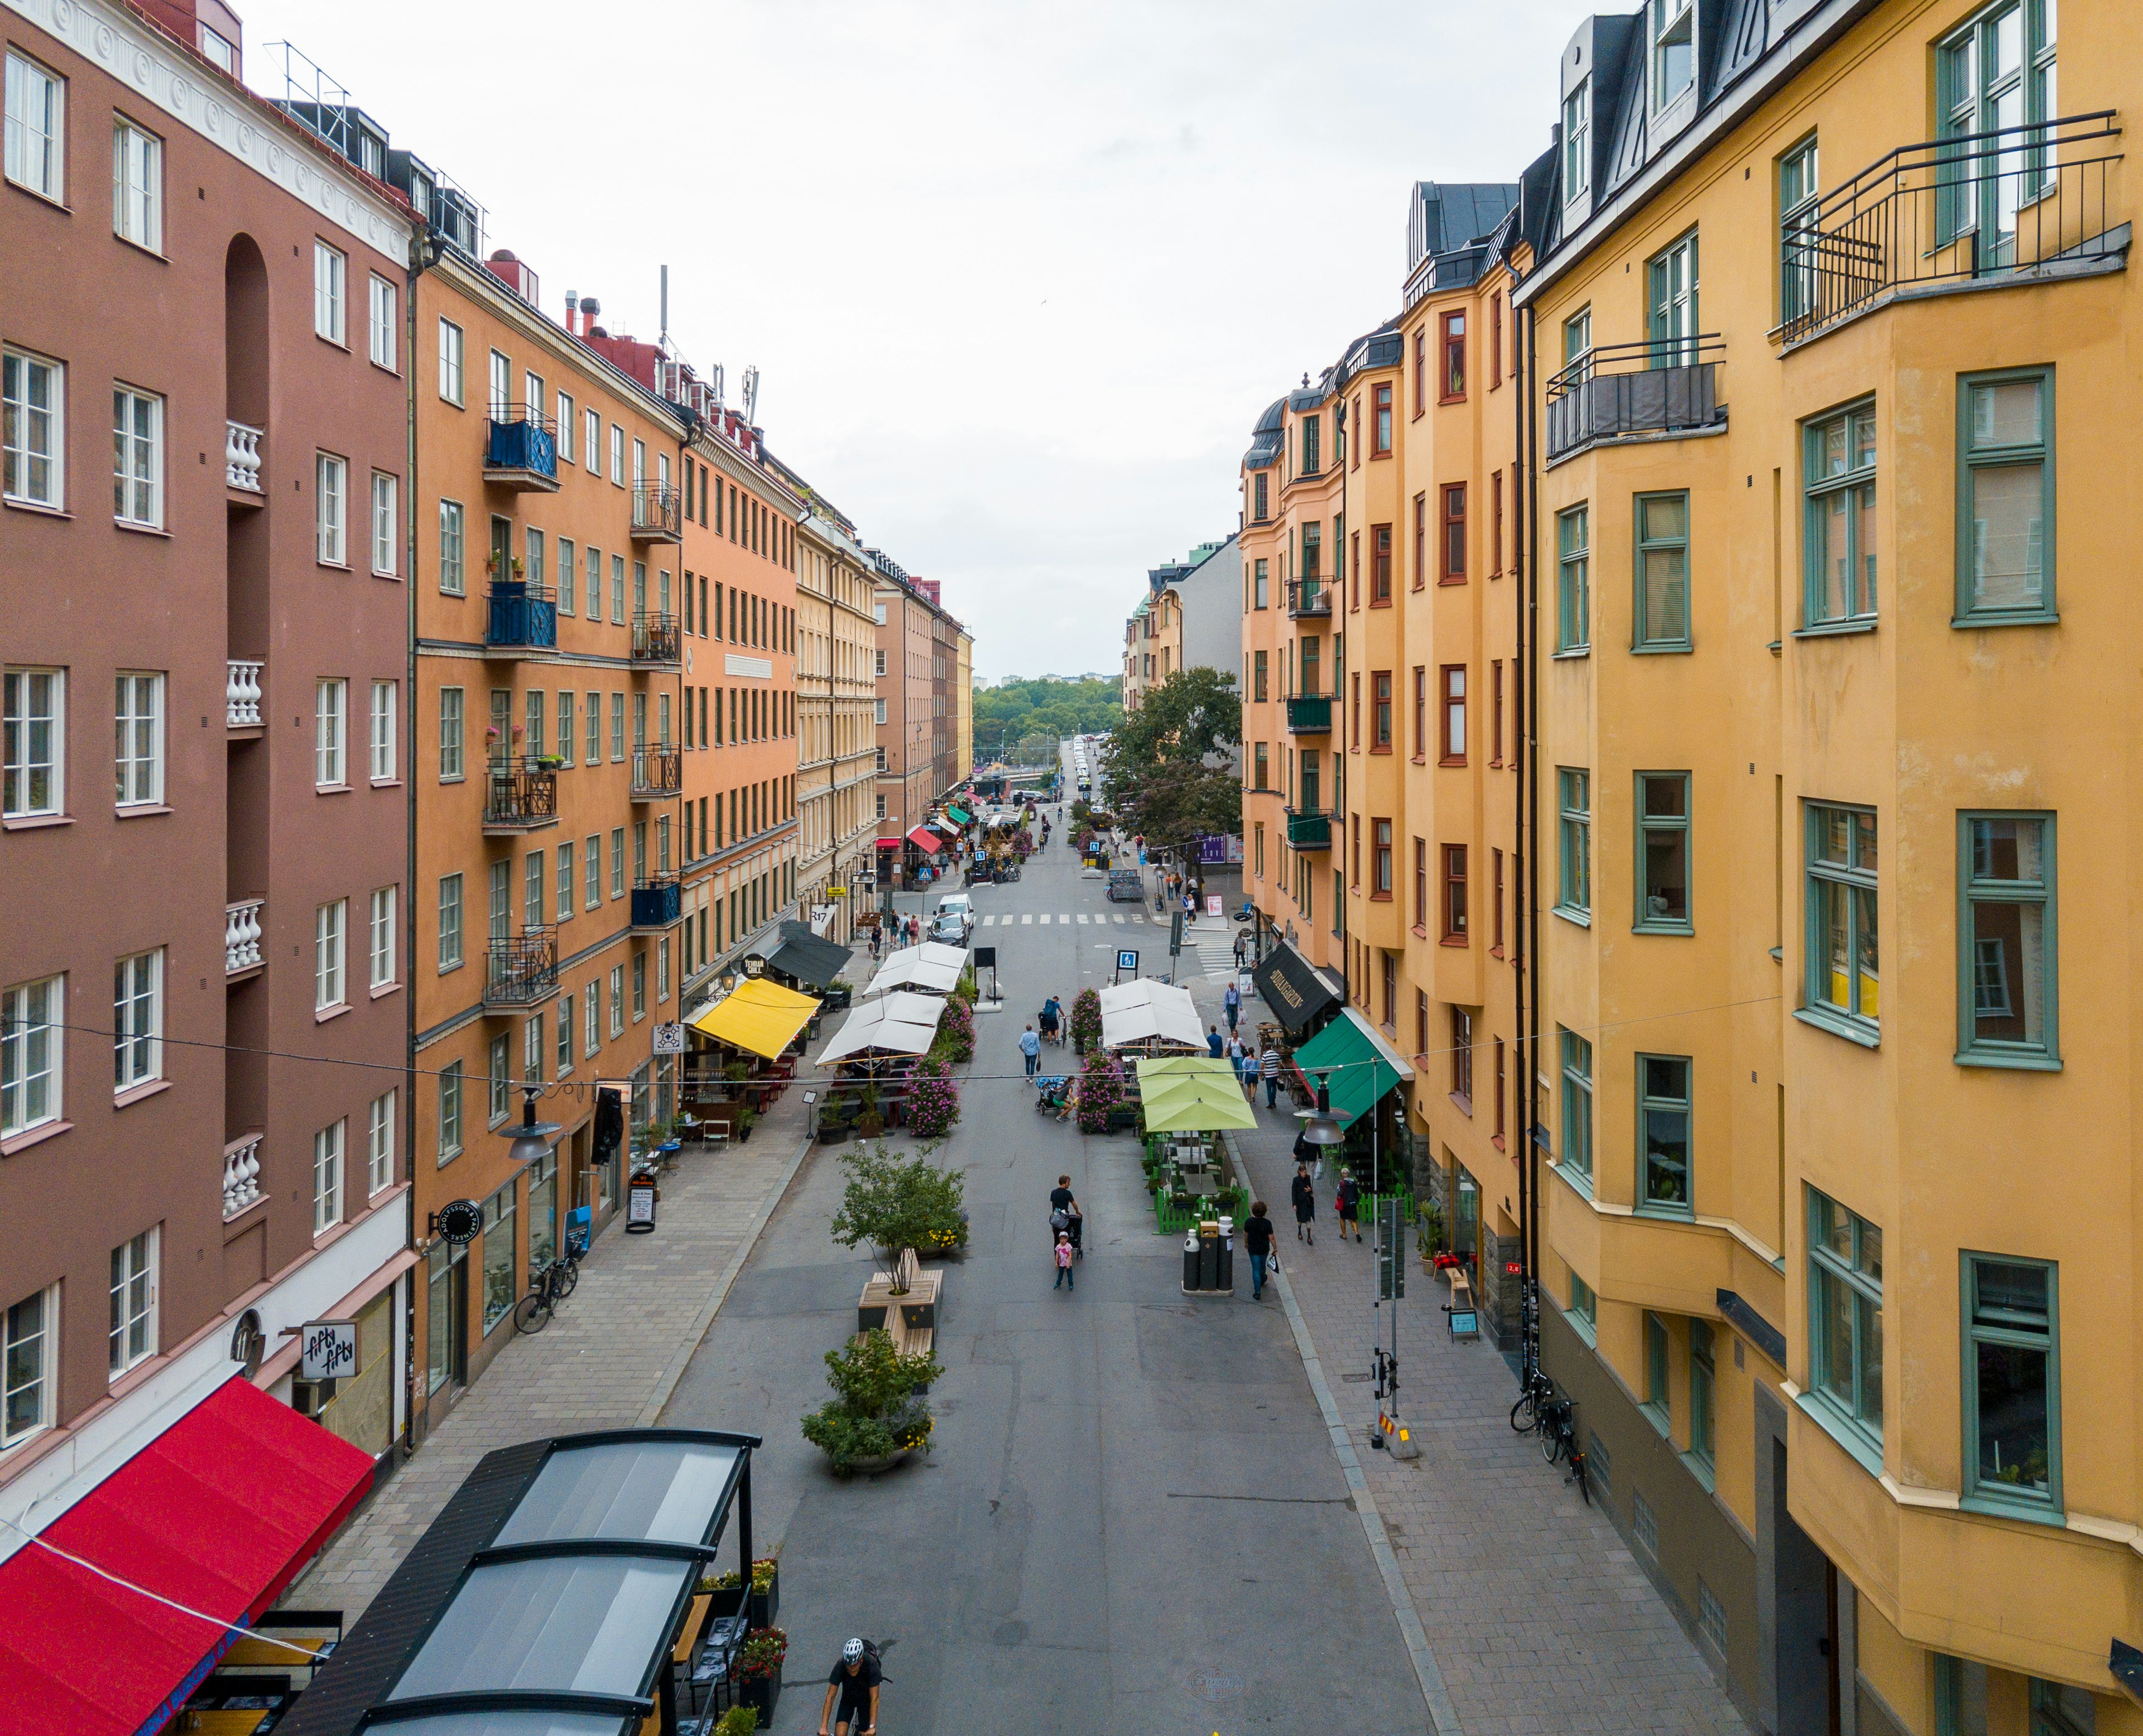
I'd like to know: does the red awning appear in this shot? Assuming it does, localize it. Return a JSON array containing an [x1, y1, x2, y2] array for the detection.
[[875, 835, 901, 851], [907, 825, 943, 853], [0, 1376, 375, 1736]]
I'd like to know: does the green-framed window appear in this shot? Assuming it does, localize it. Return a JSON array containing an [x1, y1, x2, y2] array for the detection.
[[1632, 492, 1690, 650], [1958, 812, 2058, 1067], [1644, 1312, 1670, 1430], [1556, 768, 1591, 920], [2027, 1679, 2094, 1736], [1569, 1271, 1597, 1330], [1963, 1253, 2059, 1515], [1937, 1, 2059, 261], [1563, 307, 1592, 366], [1645, 230, 1699, 365], [1559, 1027, 1593, 1181], [1635, 771, 1691, 933], [1688, 1319, 1716, 1472], [1804, 802, 1879, 1040], [1956, 368, 2054, 623], [1636, 1054, 1691, 1212], [1803, 401, 1876, 627], [1808, 1186, 1883, 1451], [1556, 504, 1591, 653], [1779, 134, 1820, 327]]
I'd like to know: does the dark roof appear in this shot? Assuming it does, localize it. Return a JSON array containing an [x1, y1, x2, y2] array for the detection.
[[766, 920, 851, 989], [1242, 397, 1286, 470], [1409, 181, 1522, 271]]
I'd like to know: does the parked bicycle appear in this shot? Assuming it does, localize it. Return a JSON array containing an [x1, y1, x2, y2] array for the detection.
[[1510, 1366, 1555, 1435], [513, 1253, 576, 1334], [1564, 1446, 1593, 1506], [1537, 1396, 1576, 1465]]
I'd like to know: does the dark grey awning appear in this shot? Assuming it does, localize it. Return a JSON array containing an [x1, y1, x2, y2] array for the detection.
[[764, 920, 851, 989], [1252, 943, 1340, 1038]]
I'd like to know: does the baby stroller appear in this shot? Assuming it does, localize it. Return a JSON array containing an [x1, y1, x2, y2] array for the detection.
[[1050, 1202, 1085, 1258], [1032, 1075, 1073, 1115]]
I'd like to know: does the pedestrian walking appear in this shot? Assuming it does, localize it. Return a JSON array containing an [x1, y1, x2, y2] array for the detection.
[[1290, 1161, 1316, 1246], [1223, 980, 1241, 1034], [1237, 1042, 1257, 1100], [1335, 1170, 1363, 1243], [1019, 1024, 1042, 1077], [1206, 1024, 1225, 1059], [1261, 1045, 1282, 1109], [1183, 890, 1196, 926], [1243, 1201, 1276, 1299], [1053, 1231, 1076, 1290]]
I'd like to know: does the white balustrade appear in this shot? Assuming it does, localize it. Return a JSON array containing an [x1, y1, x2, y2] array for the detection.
[[225, 898, 265, 975], [225, 420, 263, 492], [227, 659, 263, 727], [222, 1136, 263, 1219]]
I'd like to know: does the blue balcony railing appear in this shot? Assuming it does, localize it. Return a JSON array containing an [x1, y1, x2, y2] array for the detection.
[[484, 407, 558, 485], [486, 581, 557, 654], [631, 876, 683, 931]]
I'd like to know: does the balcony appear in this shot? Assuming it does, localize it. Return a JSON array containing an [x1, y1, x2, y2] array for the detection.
[[482, 758, 559, 835], [1286, 579, 1332, 618], [1285, 694, 1332, 734], [1284, 808, 1331, 850], [222, 1134, 264, 1220], [483, 407, 559, 492], [484, 929, 559, 1012], [631, 747, 683, 800], [631, 612, 682, 670], [630, 874, 683, 934], [1775, 112, 2126, 347], [1545, 336, 1726, 463], [484, 581, 558, 659], [224, 898, 264, 978], [226, 659, 264, 730], [631, 482, 682, 543], [225, 420, 263, 495]]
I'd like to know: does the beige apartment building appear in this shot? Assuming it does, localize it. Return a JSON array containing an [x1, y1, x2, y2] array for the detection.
[[794, 499, 881, 944]]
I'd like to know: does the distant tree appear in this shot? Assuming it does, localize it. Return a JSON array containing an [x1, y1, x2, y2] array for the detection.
[[1102, 669, 1240, 848], [973, 676, 1123, 749], [1013, 732, 1059, 765]]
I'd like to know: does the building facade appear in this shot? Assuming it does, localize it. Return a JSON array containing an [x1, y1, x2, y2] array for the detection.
[[871, 560, 940, 868], [794, 501, 881, 944]]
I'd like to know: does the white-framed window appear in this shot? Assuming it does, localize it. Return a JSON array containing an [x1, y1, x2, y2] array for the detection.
[[112, 117, 161, 250], [438, 319, 465, 406], [632, 951, 646, 1018], [111, 384, 163, 528], [585, 686, 601, 761], [367, 1089, 396, 1194], [4, 667, 63, 818], [525, 371, 545, 429], [1, 974, 63, 1137], [3, 51, 65, 202], [439, 498, 466, 595], [3, 348, 64, 508], [439, 686, 464, 780], [523, 1011, 543, 1083], [1651, 0, 1695, 109], [875, 649, 887, 676], [369, 679, 397, 782], [875, 698, 887, 725], [556, 391, 575, 464], [488, 350, 511, 420], [584, 981, 599, 1057], [584, 834, 600, 910], [557, 538, 576, 616], [657, 937, 671, 1003], [315, 678, 347, 787], [313, 1119, 345, 1234], [2, 1284, 56, 1448], [438, 1060, 464, 1161], [609, 964, 624, 1038], [113, 671, 164, 807], [316, 453, 348, 564], [609, 424, 624, 485], [610, 691, 626, 761], [315, 898, 347, 1012], [631, 437, 646, 486], [584, 408, 601, 477], [610, 828, 626, 897], [313, 241, 347, 344], [112, 947, 161, 1093], [369, 885, 397, 988], [368, 273, 398, 370], [108, 1228, 157, 1376], [487, 1033, 510, 1125], [556, 840, 574, 922], [438, 872, 464, 970], [611, 556, 626, 624], [1563, 79, 1591, 201], [371, 472, 398, 575]]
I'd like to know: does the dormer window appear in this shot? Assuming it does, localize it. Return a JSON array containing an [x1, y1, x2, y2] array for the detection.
[[1652, 0, 1695, 109], [1563, 79, 1591, 199]]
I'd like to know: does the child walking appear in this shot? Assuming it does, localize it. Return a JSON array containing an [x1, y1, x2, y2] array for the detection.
[[1053, 1231, 1076, 1290]]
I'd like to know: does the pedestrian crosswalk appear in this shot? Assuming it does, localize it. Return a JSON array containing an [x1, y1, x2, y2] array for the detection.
[[976, 911, 1144, 926]]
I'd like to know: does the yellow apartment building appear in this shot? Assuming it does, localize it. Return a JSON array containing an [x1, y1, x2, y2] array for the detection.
[[954, 629, 974, 783], [793, 498, 882, 945], [1516, 0, 2141, 1728]]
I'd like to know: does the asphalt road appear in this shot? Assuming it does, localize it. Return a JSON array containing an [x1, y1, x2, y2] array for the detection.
[[660, 810, 1424, 1735]]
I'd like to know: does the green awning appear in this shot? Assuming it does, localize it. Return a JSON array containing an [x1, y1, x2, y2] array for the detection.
[[1292, 1009, 1410, 1127], [944, 805, 972, 825], [1134, 1056, 1258, 1132]]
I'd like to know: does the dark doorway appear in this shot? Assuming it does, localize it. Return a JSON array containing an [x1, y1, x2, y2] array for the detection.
[[1773, 1437, 1837, 1735]]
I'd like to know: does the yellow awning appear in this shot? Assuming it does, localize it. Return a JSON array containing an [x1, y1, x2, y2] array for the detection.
[[690, 976, 820, 1060]]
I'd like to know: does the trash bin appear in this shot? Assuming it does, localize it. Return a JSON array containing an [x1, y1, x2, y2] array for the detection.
[[1182, 1232, 1201, 1292], [1197, 1225, 1220, 1291], [1215, 1218, 1235, 1292]]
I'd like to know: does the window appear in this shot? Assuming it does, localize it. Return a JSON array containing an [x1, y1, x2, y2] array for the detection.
[[1570, 1271, 1597, 1334], [1805, 802, 1879, 1037], [1939, 2, 2058, 265], [1372, 383, 1392, 453], [1253, 472, 1269, 522], [1647, 231, 1701, 366], [369, 886, 396, 989], [1808, 1186, 1884, 1450], [524, 851, 544, 931], [610, 965, 626, 1038], [1440, 667, 1466, 763], [316, 453, 348, 565], [523, 1012, 542, 1084], [2027, 1680, 2094, 1736], [556, 995, 573, 1075], [585, 982, 600, 1056], [1688, 1320, 1716, 1470], [1563, 78, 1591, 200], [315, 899, 347, 1012], [1410, 667, 1426, 759], [610, 425, 624, 484], [1556, 768, 1591, 920], [875, 698, 887, 725], [1633, 492, 1690, 648], [110, 384, 164, 528], [1301, 415, 1321, 475], [436, 498, 467, 596], [1372, 525, 1392, 602], [555, 841, 574, 922], [2, 974, 63, 1137], [632, 951, 646, 1017], [1440, 312, 1465, 401], [438, 1060, 464, 1161], [584, 834, 600, 909], [367, 1090, 396, 1194], [361, 272, 400, 371], [1637, 1055, 1691, 1211], [112, 948, 160, 1092], [1779, 136, 1820, 327], [1651, 0, 1695, 108], [1450, 1008, 1473, 1104], [1635, 772, 1691, 932], [1957, 369, 2053, 622], [554, 392, 574, 465], [1559, 1028, 1593, 1180], [1443, 844, 1467, 941], [2, 1286, 54, 1447], [1413, 838, 1428, 929], [1492, 849, 1505, 954], [1644, 1311, 1671, 1424], [1372, 672, 1392, 751], [1632, 1488, 1657, 1557], [1438, 484, 1468, 583], [438, 687, 465, 781], [369, 680, 396, 782], [484, 1035, 510, 1126], [438, 319, 465, 405], [438, 873, 463, 970], [482, 1182, 516, 1333], [1959, 813, 2056, 1065], [1412, 329, 1426, 413], [3, 348, 64, 508], [371, 473, 398, 576], [1412, 493, 1426, 588], [313, 1119, 345, 1234], [3, 51, 65, 200], [315, 679, 347, 787], [611, 828, 626, 898], [1697, 1582, 1727, 1657], [313, 241, 347, 344], [1963, 1251, 2057, 1508], [1563, 307, 1592, 367], [108, 1229, 157, 1375], [1252, 742, 1268, 791], [114, 671, 163, 807], [1372, 819, 1392, 899], [612, 556, 627, 625], [1803, 402, 1876, 626]]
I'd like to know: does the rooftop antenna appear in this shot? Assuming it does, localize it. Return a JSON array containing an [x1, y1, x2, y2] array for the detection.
[[659, 265, 670, 354], [742, 365, 760, 425]]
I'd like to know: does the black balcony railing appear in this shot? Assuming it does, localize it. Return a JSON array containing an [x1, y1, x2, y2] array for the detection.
[[631, 612, 681, 666], [485, 580, 558, 653], [1286, 579, 1332, 618], [1775, 112, 2124, 346], [1545, 336, 1726, 462], [631, 482, 681, 541], [483, 757, 558, 829], [631, 746, 683, 798], [1284, 808, 1330, 850], [484, 406, 558, 485], [631, 875, 683, 931], [484, 929, 558, 1007]]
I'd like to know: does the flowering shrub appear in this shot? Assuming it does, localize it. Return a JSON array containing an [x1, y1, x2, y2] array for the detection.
[[801, 1329, 943, 1474], [732, 1627, 788, 1681], [933, 998, 975, 1064], [907, 1060, 962, 1139], [1077, 1054, 1123, 1134], [1070, 988, 1103, 1055]]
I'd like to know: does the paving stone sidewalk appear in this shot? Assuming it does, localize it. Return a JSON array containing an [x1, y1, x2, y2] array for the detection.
[[282, 1073, 818, 1623]]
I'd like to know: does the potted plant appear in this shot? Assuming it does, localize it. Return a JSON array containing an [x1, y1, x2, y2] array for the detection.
[[731, 1626, 788, 1719], [699, 1554, 779, 1624], [857, 1083, 883, 1138], [733, 1103, 758, 1143], [800, 1328, 941, 1476], [713, 1708, 759, 1736]]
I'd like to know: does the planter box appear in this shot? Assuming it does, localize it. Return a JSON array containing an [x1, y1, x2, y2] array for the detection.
[[749, 1569, 779, 1630], [736, 1671, 781, 1721]]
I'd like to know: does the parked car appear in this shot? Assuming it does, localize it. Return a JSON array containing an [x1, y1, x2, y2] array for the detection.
[[1107, 869, 1144, 902], [932, 893, 974, 941]]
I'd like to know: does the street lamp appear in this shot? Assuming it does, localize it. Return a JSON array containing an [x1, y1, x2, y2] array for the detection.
[[504, 1085, 563, 1168], [1298, 1078, 1344, 1147]]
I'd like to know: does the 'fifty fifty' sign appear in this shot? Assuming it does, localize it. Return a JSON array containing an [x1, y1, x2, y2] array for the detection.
[[300, 1319, 358, 1382]]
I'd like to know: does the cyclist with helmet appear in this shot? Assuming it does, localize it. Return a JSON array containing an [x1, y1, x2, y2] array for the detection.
[[820, 1636, 881, 1736]]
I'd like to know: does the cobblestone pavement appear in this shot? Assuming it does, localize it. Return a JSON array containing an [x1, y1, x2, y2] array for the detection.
[[281, 1076, 818, 1623]]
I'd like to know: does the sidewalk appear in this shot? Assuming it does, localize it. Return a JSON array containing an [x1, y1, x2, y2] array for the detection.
[[282, 1073, 818, 1624]]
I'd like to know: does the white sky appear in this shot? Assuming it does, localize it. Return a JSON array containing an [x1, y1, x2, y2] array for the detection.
[[236, 0, 1597, 679]]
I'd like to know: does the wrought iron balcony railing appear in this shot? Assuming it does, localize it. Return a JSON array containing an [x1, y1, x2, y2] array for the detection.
[[1286, 579, 1332, 618], [1545, 336, 1726, 462], [631, 612, 681, 667], [483, 757, 559, 831], [631, 746, 683, 799], [631, 481, 681, 542], [484, 928, 558, 1009]]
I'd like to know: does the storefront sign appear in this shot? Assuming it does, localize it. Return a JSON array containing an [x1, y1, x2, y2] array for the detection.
[[434, 1198, 482, 1246], [300, 1319, 358, 1381], [651, 1021, 685, 1055]]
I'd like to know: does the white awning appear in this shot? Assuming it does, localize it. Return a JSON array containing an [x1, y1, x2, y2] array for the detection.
[[1097, 978, 1205, 1051], [819, 991, 946, 1062], [862, 942, 968, 999]]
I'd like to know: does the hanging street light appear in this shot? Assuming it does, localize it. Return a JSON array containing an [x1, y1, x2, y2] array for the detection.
[[1298, 1076, 1345, 1147], [504, 1085, 563, 1169]]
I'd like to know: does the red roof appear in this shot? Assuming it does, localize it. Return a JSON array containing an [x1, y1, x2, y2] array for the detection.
[[0, 1376, 374, 1736]]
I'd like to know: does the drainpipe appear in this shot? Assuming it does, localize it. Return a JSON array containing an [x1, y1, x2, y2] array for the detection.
[[1518, 290, 1543, 1382]]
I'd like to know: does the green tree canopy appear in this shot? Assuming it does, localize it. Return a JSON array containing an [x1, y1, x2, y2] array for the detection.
[[973, 677, 1122, 761], [1102, 668, 1241, 848]]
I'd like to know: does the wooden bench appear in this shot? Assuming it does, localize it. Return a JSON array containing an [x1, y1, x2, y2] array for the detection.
[[857, 1248, 941, 1359]]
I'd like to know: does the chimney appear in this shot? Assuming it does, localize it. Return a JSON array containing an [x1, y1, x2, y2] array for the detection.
[[484, 248, 539, 306], [580, 296, 603, 339], [564, 290, 579, 336]]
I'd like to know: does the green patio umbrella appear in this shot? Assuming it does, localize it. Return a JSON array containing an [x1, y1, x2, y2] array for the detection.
[[1134, 1057, 1259, 1132]]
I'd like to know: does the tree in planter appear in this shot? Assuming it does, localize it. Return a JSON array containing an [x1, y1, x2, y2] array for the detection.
[[1076, 1053, 1123, 1134], [829, 1142, 968, 1288], [1069, 988, 1103, 1055], [800, 1329, 941, 1474]]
